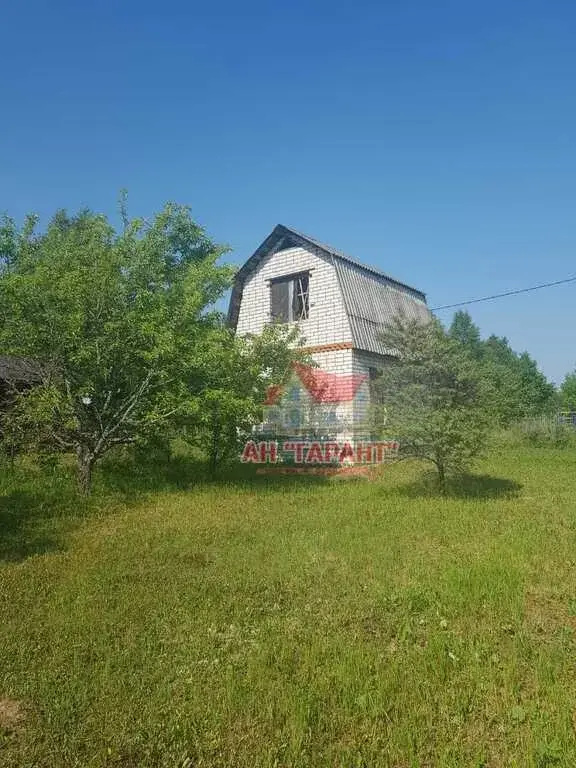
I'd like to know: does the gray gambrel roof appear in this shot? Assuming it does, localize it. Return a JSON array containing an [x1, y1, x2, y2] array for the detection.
[[227, 224, 431, 357]]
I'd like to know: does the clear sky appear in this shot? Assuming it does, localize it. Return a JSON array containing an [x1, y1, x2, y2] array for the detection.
[[2, 0, 575, 384]]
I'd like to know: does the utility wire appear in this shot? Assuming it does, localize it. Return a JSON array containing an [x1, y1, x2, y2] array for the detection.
[[430, 274, 576, 311]]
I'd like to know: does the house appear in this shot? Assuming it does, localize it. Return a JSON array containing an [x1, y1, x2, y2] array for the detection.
[[228, 224, 430, 440], [261, 362, 369, 440]]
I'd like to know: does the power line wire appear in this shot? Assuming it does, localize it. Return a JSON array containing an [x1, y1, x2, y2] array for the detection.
[[430, 274, 576, 311]]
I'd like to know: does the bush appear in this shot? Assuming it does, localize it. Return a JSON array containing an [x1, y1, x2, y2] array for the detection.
[[504, 418, 576, 448]]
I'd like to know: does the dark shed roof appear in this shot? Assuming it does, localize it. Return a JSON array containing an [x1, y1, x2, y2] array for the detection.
[[0, 356, 42, 385]]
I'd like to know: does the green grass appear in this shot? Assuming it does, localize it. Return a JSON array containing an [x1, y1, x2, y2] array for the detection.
[[2, 445, 576, 767]]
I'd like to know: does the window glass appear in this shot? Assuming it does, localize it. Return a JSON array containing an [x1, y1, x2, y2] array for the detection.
[[270, 273, 309, 322]]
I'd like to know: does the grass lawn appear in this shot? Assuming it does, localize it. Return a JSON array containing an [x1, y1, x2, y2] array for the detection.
[[1, 445, 576, 767]]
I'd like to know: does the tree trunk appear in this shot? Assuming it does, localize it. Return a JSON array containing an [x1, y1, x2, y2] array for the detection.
[[77, 447, 95, 495], [209, 405, 221, 477], [436, 460, 446, 494]]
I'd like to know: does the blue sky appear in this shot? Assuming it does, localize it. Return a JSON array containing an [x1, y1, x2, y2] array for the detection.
[[2, 0, 575, 383]]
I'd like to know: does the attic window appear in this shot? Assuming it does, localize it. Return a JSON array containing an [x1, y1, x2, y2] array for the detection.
[[270, 272, 309, 322]]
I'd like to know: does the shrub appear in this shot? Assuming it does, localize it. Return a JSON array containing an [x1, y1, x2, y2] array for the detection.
[[506, 418, 576, 448]]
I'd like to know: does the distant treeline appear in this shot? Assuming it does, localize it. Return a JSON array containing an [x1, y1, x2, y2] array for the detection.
[[447, 310, 575, 421]]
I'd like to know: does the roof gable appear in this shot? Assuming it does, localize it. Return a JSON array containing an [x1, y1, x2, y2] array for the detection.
[[228, 225, 431, 355]]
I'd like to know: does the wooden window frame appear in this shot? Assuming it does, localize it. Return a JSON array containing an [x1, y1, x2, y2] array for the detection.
[[269, 271, 310, 323]]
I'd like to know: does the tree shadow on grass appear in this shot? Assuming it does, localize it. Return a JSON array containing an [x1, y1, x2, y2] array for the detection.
[[97, 452, 329, 500], [0, 453, 328, 562], [0, 472, 91, 562], [0, 491, 59, 561], [393, 469, 523, 500]]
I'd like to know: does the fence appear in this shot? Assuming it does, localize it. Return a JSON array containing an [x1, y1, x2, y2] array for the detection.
[[518, 412, 576, 431]]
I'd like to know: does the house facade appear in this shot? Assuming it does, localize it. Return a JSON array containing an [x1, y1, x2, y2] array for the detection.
[[261, 362, 370, 441], [228, 225, 430, 440]]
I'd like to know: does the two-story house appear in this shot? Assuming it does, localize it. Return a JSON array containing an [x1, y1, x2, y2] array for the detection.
[[228, 224, 430, 441]]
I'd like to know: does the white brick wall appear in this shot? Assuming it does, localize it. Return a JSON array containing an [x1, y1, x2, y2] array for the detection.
[[352, 350, 389, 376], [236, 245, 352, 351], [350, 350, 389, 433], [312, 348, 354, 375]]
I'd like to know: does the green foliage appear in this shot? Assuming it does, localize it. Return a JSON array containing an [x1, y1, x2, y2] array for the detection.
[[180, 323, 308, 472], [375, 317, 493, 488], [559, 369, 576, 411], [482, 340, 556, 422], [501, 418, 576, 449], [448, 311, 557, 422], [448, 309, 482, 357], [0, 203, 234, 491]]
